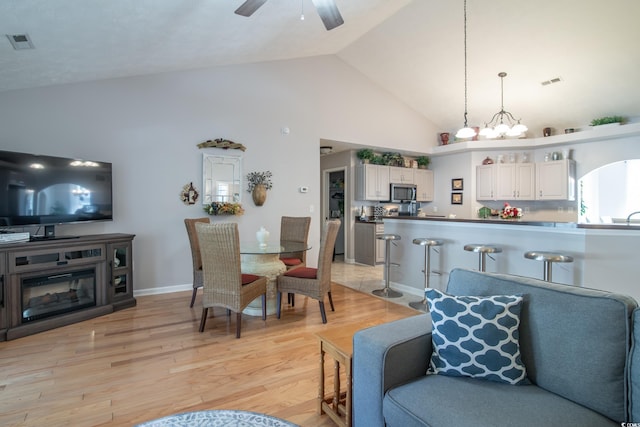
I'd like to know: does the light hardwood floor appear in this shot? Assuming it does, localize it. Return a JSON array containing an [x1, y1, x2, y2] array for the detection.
[[0, 262, 419, 426]]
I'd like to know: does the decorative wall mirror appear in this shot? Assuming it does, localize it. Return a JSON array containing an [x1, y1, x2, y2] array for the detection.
[[202, 154, 242, 204]]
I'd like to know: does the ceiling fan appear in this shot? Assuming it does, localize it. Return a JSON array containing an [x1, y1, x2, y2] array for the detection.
[[234, 0, 344, 31]]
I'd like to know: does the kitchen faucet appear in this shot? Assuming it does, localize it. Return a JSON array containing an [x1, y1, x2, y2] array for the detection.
[[626, 211, 640, 225]]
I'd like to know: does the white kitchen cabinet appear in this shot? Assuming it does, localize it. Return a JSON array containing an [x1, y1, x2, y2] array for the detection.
[[355, 164, 390, 201], [536, 159, 576, 200], [476, 165, 497, 200], [414, 169, 434, 202], [496, 163, 535, 200], [389, 166, 414, 184]]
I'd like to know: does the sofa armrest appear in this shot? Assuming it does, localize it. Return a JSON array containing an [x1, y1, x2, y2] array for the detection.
[[352, 314, 432, 427]]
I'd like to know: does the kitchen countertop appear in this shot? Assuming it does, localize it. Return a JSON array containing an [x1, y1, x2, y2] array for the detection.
[[381, 215, 640, 231]]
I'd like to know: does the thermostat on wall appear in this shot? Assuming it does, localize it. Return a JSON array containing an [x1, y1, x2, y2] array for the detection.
[[299, 186, 309, 193]]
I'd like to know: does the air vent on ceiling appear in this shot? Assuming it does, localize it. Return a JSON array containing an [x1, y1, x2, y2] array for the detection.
[[6, 33, 35, 50], [541, 76, 562, 86]]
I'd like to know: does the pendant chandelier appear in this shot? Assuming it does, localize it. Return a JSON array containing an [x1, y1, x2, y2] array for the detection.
[[455, 0, 476, 139], [479, 72, 528, 139]]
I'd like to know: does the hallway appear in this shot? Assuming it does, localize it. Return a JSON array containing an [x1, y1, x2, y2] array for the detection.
[[330, 256, 422, 310]]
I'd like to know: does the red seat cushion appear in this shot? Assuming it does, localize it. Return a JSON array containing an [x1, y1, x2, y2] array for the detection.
[[280, 257, 302, 266], [241, 273, 261, 286], [283, 267, 317, 279]]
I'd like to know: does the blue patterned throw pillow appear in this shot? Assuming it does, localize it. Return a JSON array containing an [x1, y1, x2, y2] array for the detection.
[[426, 288, 528, 385]]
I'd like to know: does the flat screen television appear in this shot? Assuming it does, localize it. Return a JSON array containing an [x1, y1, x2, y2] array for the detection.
[[0, 150, 113, 231]]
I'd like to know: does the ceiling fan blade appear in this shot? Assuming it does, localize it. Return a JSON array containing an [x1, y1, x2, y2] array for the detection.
[[234, 0, 268, 17], [311, 0, 344, 30]]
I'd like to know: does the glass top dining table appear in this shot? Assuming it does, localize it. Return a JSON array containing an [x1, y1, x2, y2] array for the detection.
[[239, 240, 311, 255], [239, 240, 312, 316]]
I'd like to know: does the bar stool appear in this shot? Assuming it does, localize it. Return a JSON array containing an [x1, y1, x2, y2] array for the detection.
[[409, 238, 443, 311], [524, 251, 574, 282], [464, 244, 502, 272], [372, 234, 402, 298]]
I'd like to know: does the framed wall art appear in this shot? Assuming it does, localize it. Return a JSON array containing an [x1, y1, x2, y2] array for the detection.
[[451, 192, 463, 205], [452, 178, 464, 191]]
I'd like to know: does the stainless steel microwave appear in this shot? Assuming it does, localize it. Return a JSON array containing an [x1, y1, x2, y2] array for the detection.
[[389, 183, 416, 203]]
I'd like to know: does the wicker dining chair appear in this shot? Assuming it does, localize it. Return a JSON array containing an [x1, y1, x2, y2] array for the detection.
[[196, 222, 267, 338], [279, 216, 311, 270], [184, 217, 210, 308], [276, 219, 341, 324]]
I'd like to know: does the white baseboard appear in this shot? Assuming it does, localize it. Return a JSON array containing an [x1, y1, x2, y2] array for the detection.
[[133, 283, 193, 297]]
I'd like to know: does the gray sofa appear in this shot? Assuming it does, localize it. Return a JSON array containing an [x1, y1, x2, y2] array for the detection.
[[353, 268, 640, 426]]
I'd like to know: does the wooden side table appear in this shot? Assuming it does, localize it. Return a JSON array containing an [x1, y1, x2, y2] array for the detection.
[[316, 326, 360, 427]]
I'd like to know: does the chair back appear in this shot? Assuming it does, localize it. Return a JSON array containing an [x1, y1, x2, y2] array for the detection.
[[195, 222, 243, 310], [316, 219, 341, 292], [280, 216, 311, 265], [184, 217, 210, 272]]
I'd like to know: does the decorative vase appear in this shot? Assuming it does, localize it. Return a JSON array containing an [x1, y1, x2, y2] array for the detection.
[[252, 184, 267, 206], [256, 226, 269, 247]]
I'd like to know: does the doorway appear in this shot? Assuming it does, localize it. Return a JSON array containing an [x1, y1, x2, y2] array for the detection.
[[323, 168, 346, 257]]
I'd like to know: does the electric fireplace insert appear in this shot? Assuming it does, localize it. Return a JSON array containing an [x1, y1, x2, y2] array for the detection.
[[22, 268, 97, 323]]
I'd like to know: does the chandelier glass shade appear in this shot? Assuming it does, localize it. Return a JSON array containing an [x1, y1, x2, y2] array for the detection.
[[480, 72, 528, 139]]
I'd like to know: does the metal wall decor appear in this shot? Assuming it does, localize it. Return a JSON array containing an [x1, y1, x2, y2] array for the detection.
[[197, 138, 247, 151]]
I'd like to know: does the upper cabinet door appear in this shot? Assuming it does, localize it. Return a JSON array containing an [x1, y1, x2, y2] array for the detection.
[[356, 164, 390, 201], [496, 163, 536, 200], [414, 169, 433, 202], [536, 160, 576, 200], [516, 163, 536, 200], [389, 166, 414, 184], [476, 165, 496, 201], [496, 164, 516, 200]]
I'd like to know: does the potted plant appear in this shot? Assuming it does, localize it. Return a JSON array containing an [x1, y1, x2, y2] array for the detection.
[[356, 148, 374, 164], [382, 152, 404, 167], [246, 171, 273, 206], [416, 156, 430, 169], [371, 154, 385, 165], [590, 115, 625, 127]]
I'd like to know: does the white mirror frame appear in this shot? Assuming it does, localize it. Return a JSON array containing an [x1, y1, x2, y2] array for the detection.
[[202, 153, 242, 204]]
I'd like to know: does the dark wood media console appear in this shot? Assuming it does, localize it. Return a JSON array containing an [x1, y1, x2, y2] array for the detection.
[[0, 233, 135, 340]]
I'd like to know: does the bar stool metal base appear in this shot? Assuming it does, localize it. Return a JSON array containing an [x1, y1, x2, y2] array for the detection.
[[524, 251, 574, 282], [372, 234, 403, 299], [408, 299, 428, 311], [373, 287, 404, 298], [409, 238, 443, 312], [464, 243, 502, 272]]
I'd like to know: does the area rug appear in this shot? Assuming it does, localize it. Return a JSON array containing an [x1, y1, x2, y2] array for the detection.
[[136, 409, 300, 427]]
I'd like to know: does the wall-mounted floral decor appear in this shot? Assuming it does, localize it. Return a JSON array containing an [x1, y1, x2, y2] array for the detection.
[[203, 202, 244, 216], [246, 171, 273, 206]]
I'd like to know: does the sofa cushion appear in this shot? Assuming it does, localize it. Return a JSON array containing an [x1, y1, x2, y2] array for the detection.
[[446, 268, 637, 423], [426, 288, 527, 385], [383, 375, 618, 427], [629, 308, 640, 422]]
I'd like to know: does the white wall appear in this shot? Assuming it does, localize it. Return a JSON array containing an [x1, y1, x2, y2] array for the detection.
[[0, 55, 437, 293]]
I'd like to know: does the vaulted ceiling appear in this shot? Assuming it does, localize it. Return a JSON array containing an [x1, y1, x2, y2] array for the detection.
[[2, 0, 639, 139]]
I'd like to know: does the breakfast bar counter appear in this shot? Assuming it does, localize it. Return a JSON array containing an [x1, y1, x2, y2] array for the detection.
[[381, 216, 640, 303]]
